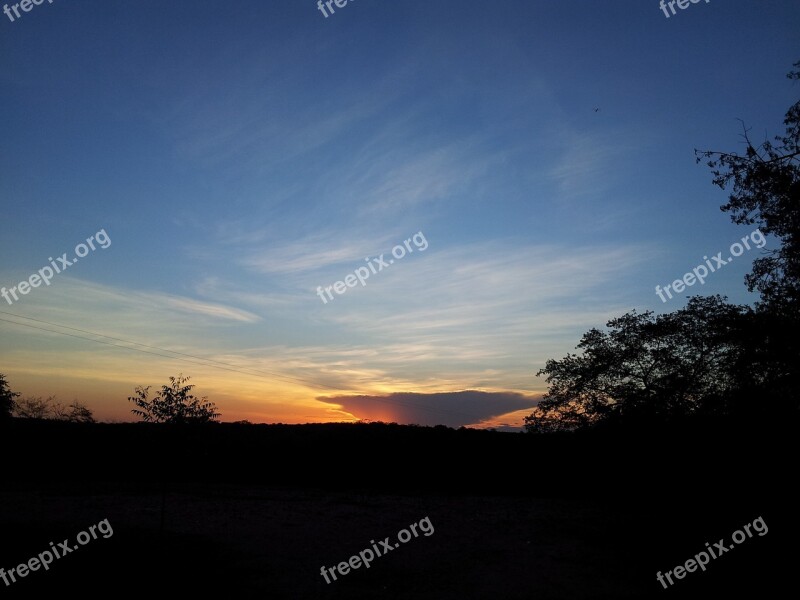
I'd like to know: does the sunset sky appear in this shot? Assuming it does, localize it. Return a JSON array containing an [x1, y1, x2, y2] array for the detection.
[[1, 0, 798, 428]]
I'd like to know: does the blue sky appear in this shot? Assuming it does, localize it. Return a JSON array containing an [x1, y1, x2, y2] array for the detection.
[[1, 0, 798, 427]]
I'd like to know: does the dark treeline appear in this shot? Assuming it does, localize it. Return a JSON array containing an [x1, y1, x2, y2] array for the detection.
[[2, 418, 795, 498]]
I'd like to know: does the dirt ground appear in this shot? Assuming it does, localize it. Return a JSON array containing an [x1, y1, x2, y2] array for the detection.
[[0, 483, 646, 599], [1, 422, 794, 599]]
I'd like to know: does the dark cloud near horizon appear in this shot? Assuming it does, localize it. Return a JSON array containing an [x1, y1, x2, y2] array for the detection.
[[317, 390, 539, 428]]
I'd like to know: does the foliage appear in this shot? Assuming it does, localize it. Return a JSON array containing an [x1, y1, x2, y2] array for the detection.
[[128, 374, 220, 424], [0, 373, 20, 420], [525, 297, 753, 432]]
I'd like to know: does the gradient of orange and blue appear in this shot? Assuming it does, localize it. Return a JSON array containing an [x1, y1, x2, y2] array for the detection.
[[1, 1, 798, 428]]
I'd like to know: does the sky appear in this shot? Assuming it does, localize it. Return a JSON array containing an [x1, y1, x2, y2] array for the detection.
[[1, 0, 798, 429]]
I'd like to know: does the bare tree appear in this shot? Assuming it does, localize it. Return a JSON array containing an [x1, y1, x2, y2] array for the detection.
[[14, 396, 55, 419], [12, 395, 95, 422], [65, 401, 95, 423]]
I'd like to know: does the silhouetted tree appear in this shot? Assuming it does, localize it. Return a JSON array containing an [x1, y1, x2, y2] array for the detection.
[[63, 401, 96, 423], [526, 297, 753, 432], [695, 60, 800, 411], [50, 400, 68, 420], [528, 64, 800, 433], [128, 375, 220, 424], [696, 60, 800, 314], [0, 374, 19, 421], [9, 393, 96, 422], [14, 396, 54, 419]]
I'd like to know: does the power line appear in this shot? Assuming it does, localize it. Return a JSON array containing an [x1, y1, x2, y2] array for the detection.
[[0, 311, 490, 421], [0, 309, 347, 390]]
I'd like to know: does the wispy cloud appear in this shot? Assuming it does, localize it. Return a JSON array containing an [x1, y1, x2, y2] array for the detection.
[[0, 275, 261, 343], [183, 237, 651, 403], [240, 232, 394, 275], [159, 296, 261, 323]]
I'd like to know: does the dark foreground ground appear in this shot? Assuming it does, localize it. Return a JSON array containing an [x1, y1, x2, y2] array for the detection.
[[0, 420, 796, 598]]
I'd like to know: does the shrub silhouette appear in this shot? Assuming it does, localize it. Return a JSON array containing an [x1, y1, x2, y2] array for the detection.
[[60, 401, 96, 423], [128, 375, 220, 424], [11, 395, 96, 422]]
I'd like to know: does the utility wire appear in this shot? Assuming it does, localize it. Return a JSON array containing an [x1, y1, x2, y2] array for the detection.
[[0, 310, 348, 390], [0, 311, 489, 421]]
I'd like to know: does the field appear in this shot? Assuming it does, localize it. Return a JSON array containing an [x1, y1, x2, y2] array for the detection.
[[0, 420, 795, 598]]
